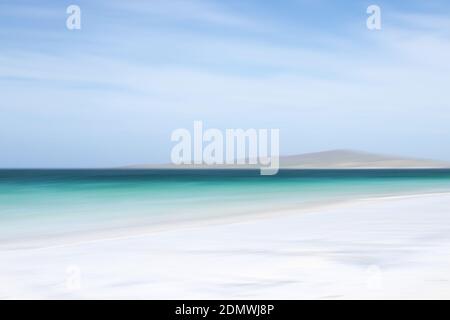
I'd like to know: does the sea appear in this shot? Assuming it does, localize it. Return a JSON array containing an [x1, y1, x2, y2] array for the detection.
[[1, 169, 450, 243]]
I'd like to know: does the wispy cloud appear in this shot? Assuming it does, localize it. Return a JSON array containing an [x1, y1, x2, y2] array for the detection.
[[104, 0, 261, 30], [1, 1, 450, 166]]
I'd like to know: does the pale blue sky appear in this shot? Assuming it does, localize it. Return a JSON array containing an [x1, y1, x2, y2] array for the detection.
[[1, 0, 450, 167]]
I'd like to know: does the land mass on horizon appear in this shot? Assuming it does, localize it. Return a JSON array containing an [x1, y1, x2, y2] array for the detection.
[[123, 149, 450, 169]]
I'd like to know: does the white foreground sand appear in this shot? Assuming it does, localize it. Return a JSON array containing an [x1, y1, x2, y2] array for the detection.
[[1, 193, 450, 299]]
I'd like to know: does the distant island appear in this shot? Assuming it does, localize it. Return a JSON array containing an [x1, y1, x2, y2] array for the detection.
[[123, 149, 450, 169]]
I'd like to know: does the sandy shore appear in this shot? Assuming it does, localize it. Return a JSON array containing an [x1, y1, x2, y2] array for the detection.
[[1, 193, 450, 299]]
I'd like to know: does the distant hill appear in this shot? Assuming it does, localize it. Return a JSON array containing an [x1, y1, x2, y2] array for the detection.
[[279, 150, 450, 169], [123, 150, 450, 169]]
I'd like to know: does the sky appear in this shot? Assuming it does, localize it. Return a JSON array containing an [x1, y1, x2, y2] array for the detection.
[[0, 0, 449, 167]]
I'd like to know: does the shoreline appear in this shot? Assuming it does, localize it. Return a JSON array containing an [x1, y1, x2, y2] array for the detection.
[[2, 190, 450, 251], [1, 192, 450, 298]]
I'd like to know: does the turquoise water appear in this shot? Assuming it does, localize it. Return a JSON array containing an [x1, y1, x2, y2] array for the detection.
[[1, 169, 450, 242]]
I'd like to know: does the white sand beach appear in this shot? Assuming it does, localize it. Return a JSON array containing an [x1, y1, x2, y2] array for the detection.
[[1, 193, 450, 299]]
